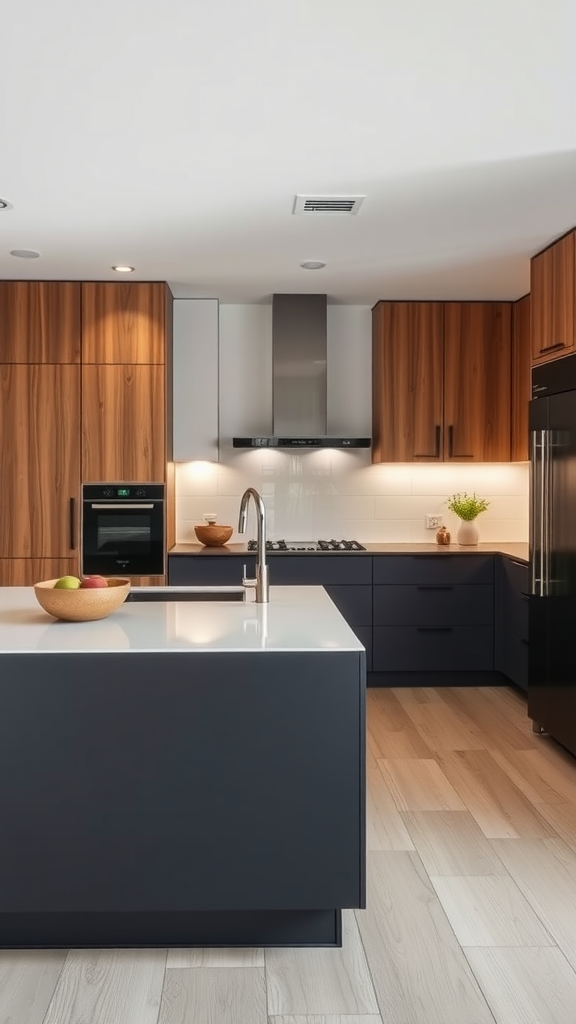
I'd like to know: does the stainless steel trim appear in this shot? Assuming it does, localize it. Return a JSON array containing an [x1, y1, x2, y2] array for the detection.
[[90, 503, 156, 510]]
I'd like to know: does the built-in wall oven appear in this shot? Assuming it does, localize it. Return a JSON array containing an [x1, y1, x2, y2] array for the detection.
[[81, 483, 165, 577]]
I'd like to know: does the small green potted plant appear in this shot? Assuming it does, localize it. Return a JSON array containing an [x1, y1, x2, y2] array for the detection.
[[446, 491, 490, 545]]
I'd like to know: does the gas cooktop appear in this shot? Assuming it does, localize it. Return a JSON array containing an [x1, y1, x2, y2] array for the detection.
[[247, 539, 366, 552]]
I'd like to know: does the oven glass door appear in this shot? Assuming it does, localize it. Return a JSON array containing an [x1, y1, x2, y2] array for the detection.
[[82, 501, 165, 576]]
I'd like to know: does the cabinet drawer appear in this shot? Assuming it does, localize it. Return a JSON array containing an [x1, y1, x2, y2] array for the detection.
[[373, 626, 494, 672], [269, 555, 372, 586], [169, 556, 243, 586], [373, 555, 493, 586], [325, 585, 372, 626], [373, 585, 493, 627]]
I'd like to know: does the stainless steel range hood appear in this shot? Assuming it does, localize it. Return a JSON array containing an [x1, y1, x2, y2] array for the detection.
[[232, 294, 371, 450]]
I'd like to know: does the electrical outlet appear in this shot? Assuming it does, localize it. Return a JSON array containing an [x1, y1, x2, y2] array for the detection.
[[426, 514, 443, 529]]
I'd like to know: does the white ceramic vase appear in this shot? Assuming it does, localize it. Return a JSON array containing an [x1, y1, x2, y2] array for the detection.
[[456, 518, 480, 545]]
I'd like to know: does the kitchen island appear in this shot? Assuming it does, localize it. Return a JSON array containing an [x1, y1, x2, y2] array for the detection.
[[0, 586, 365, 949]]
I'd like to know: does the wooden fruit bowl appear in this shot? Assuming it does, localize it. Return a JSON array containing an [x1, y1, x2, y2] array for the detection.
[[33, 578, 131, 621], [194, 524, 233, 547]]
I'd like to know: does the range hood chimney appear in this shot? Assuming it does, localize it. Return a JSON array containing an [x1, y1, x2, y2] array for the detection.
[[233, 294, 371, 450]]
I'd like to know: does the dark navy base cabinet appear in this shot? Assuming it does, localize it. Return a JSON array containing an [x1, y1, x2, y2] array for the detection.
[[495, 558, 529, 691], [0, 651, 365, 948], [372, 555, 496, 683]]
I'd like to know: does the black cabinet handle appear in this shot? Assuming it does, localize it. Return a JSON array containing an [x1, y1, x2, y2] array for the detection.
[[540, 342, 564, 353], [417, 626, 453, 632], [521, 638, 529, 646], [448, 424, 473, 458], [521, 593, 530, 601], [416, 585, 454, 591], [69, 497, 77, 550], [415, 425, 441, 459]]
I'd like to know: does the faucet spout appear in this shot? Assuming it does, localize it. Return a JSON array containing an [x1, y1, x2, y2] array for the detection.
[[238, 487, 269, 603]]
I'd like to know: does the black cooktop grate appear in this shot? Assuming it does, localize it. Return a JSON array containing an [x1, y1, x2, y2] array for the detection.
[[246, 539, 366, 552]]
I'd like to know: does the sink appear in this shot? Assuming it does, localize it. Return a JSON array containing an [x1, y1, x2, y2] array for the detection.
[[126, 586, 245, 603]]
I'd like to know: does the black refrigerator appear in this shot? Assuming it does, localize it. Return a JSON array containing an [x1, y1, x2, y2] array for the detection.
[[528, 353, 576, 756]]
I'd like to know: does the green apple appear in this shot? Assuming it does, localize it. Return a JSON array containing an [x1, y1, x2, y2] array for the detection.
[[53, 575, 81, 589]]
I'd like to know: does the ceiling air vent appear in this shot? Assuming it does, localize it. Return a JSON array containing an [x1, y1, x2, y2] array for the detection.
[[293, 194, 365, 216]]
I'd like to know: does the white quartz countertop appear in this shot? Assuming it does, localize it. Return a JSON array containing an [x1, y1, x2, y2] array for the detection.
[[0, 586, 364, 655]]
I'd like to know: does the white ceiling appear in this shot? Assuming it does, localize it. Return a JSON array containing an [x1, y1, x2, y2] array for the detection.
[[1, 0, 576, 303]]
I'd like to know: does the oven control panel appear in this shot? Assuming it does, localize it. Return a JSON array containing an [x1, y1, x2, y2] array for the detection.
[[82, 483, 165, 501]]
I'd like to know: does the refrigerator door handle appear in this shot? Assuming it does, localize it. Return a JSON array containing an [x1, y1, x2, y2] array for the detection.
[[543, 429, 552, 597], [530, 429, 547, 597]]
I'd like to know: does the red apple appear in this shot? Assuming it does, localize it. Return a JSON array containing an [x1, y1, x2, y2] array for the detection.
[[80, 575, 108, 589]]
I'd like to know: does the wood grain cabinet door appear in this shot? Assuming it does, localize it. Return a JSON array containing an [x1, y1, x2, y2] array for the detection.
[[372, 302, 444, 462], [81, 283, 168, 363], [443, 302, 512, 462], [511, 294, 531, 461], [0, 365, 81, 557], [82, 364, 166, 482], [531, 230, 576, 364], [0, 558, 79, 587], [0, 282, 81, 363]]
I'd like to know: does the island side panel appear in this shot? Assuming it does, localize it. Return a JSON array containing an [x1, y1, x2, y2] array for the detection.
[[0, 651, 364, 935]]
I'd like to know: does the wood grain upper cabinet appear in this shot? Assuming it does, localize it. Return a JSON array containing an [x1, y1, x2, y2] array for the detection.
[[511, 294, 531, 461], [531, 230, 576, 364], [373, 300, 513, 463], [372, 302, 444, 462], [443, 302, 512, 462], [82, 283, 168, 363], [0, 282, 81, 363], [0, 364, 81, 558], [82, 364, 166, 482]]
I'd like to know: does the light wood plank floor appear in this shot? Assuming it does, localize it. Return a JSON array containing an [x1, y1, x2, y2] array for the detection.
[[3, 685, 576, 1024]]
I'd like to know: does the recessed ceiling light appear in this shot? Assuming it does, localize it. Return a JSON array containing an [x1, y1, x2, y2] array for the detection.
[[10, 248, 40, 259], [0, 198, 13, 210], [300, 260, 326, 270], [112, 265, 135, 273]]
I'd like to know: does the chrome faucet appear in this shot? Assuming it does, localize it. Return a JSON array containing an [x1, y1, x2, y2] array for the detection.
[[238, 487, 269, 603]]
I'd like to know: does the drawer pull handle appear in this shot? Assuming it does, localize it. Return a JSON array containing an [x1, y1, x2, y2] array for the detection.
[[416, 585, 454, 591], [539, 342, 564, 353], [69, 497, 77, 550], [521, 593, 530, 601], [521, 638, 529, 646], [417, 626, 453, 633]]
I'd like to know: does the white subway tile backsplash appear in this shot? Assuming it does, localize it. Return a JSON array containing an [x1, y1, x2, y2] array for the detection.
[[176, 458, 529, 544]]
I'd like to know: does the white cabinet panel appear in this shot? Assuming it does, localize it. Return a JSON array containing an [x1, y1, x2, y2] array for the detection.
[[173, 299, 219, 462]]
